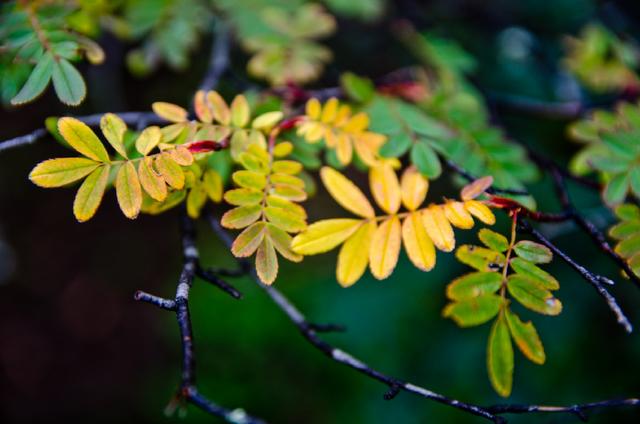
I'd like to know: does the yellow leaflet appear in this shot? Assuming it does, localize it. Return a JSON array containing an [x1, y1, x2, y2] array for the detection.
[[264, 206, 307, 233], [464, 200, 496, 225], [155, 153, 185, 189], [422, 205, 455, 252], [272, 141, 293, 157], [58, 117, 110, 163], [207, 91, 231, 125], [100, 113, 128, 158], [170, 146, 194, 166], [402, 212, 436, 271], [291, 219, 362, 254], [272, 160, 302, 175], [337, 219, 376, 287], [138, 157, 167, 202], [444, 201, 474, 229], [187, 186, 207, 218], [230, 95, 250, 127], [343, 112, 369, 133], [400, 166, 428, 211], [194, 90, 213, 123], [306, 98, 321, 120], [369, 215, 401, 280], [73, 164, 110, 222], [321, 98, 339, 123], [30, 157, 99, 187], [135, 126, 162, 155], [152, 102, 187, 123], [320, 167, 375, 218], [231, 222, 266, 257], [369, 163, 401, 214], [252, 111, 283, 130], [115, 161, 143, 219], [267, 224, 303, 263], [233, 170, 267, 190], [203, 170, 223, 202], [336, 133, 352, 165], [256, 237, 278, 285]]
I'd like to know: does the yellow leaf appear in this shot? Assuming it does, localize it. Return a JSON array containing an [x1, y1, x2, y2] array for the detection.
[[169, 146, 193, 166], [337, 220, 376, 287], [58, 117, 109, 162], [256, 237, 278, 285], [138, 157, 167, 202], [230, 94, 250, 127], [444, 201, 474, 229], [402, 212, 436, 271], [267, 224, 303, 262], [152, 102, 188, 123], [135, 126, 162, 155], [207, 91, 230, 125], [369, 215, 402, 280], [115, 161, 142, 219], [194, 90, 212, 123], [291, 219, 362, 255], [320, 167, 375, 218], [73, 164, 110, 222], [187, 186, 207, 218], [354, 132, 386, 167], [155, 153, 185, 189], [465, 200, 496, 225], [321, 98, 339, 123], [270, 174, 304, 188], [100, 113, 128, 158], [460, 176, 494, 200], [221, 205, 262, 229], [343, 112, 369, 133], [203, 170, 222, 202], [252, 111, 283, 130], [161, 123, 187, 142], [369, 163, 401, 214], [272, 141, 293, 157], [232, 222, 267, 257], [30, 157, 99, 187], [400, 166, 428, 211], [272, 160, 302, 175], [266, 196, 307, 219], [336, 132, 353, 165], [270, 184, 307, 201], [306, 98, 321, 120], [422, 205, 455, 252]]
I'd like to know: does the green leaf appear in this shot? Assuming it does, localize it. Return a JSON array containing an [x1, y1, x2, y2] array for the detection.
[[513, 241, 552, 264], [505, 309, 545, 365], [11, 52, 54, 105], [609, 220, 640, 240], [507, 275, 562, 315], [73, 165, 110, 222], [478, 228, 509, 252], [509, 257, 559, 290], [446, 272, 503, 301], [340, 72, 375, 103], [455, 245, 506, 272], [186, 186, 207, 219], [615, 203, 640, 221], [380, 132, 412, 158], [410, 141, 441, 178], [51, 58, 86, 106], [487, 313, 513, 397], [442, 294, 502, 327], [603, 173, 630, 206], [30, 157, 99, 188]]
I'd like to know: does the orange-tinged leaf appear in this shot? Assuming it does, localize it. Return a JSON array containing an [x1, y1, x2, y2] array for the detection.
[[203, 169, 223, 202], [505, 309, 545, 365], [194, 90, 212, 123], [267, 224, 303, 262], [422, 205, 455, 252], [100, 113, 128, 158], [230, 95, 250, 127], [155, 153, 185, 189], [337, 219, 376, 287], [291, 219, 362, 255], [232, 222, 266, 257], [306, 98, 321, 120], [58, 117, 109, 162], [369, 163, 401, 214], [115, 161, 142, 219], [135, 126, 162, 155], [138, 157, 167, 201], [320, 167, 375, 218], [221, 205, 262, 229], [464, 200, 496, 225], [400, 166, 428, 211], [256, 237, 278, 285], [170, 146, 194, 166], [461, 176, 493, 200], [73, 164, 110, 222], [152, 102, 187, 123], [30, 157, 99, 187], [207, 91, 230, 125], [369, 215, 401, 280], [402, 212, 436, 271], [444, 201, 474, 229]]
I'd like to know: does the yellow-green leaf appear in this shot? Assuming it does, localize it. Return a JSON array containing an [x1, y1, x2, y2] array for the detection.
[[115, 161, 143, 219], [155, 153, 185, 189], [230, 95, 250, 127], [401, 212, 435, 271], [510, 258, 559, 290], [253, 111, 283, 131], [456, 245, 506, 272], [266, 196, 307, 219], [320, 166, 374, 218], [224, 188, 263, 206], [221, 205, 262, 229], [292, 219, 362, 255], [369, 215, 401, 280], [507, 274, 562, 315], [138, 157, 167, 202], [369, 163, 401, 214], [488, 313, 513, 397], [100, 113, 128, 158], [505, 309, 545, 365], [272, 160, 303, 175], [152, 102, 187, 123], [135, 126, 162, 155], [422, 205, 455, 252], [203, 170, 223, 202], [446, 272, 503, 301], [400, 165, 428, 211], [478, 228, 509, 252], [267, 224, 303, 262], [270, 184, 307, 201], [264, 206, 307, 233], [232, 222, 266, 257], [337, 219, 376, 287], [73, 164, 110, 222], [443, 294, 502, 327], [207, 91, 231, 125], [233, 170, 267, 190], [58, 117, 109, 162], [30, 157, 99, 187], [187, 186, 207, 218], [513, 241, 553, 264], [256, 237, 278, 285]]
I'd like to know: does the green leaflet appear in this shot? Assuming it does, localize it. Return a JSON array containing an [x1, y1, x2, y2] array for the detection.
[[52, 58, 86, 106], [11, 52, 54, 105], [487, 313, 513, 397]]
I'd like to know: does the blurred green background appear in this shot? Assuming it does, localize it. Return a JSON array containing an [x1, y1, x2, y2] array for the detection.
[[1, 0, 640, 423]]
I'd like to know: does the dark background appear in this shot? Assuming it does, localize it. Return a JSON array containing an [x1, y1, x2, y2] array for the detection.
[[1, 0, 640, 423]]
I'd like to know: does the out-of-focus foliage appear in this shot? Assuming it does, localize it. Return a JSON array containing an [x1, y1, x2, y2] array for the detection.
[[568, 101, 640, 205], [564, 23, 640, 93], [322, 0, 385, 22], [609, 203, 640, 278], [0, 0, 105, 106]]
